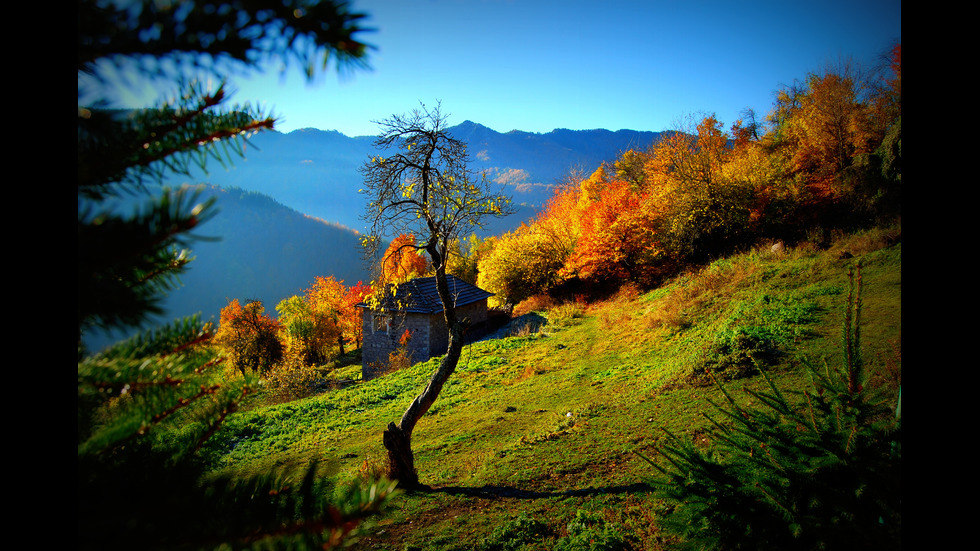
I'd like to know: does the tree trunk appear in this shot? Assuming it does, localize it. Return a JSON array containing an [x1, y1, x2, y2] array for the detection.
[[382, 266, 465, 490]]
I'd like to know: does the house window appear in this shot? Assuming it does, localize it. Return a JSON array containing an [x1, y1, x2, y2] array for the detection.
[[373, 313, 391, 334]]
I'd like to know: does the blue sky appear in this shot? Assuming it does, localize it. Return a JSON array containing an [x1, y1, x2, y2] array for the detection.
[[87, 0, 902, 137]]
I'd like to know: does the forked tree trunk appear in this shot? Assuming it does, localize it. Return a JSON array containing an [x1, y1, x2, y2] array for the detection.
[[382, 267, 464, 490]]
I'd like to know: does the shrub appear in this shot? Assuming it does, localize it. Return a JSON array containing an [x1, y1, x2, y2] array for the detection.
[[695, 325, 778, 384], [263, 350, 323, 403], [481, 512, 551, 551], [513, 293, 558, 317], [386, 329, 415, 372], [548, 302, 585, 326], [554, 510, 628, 551]]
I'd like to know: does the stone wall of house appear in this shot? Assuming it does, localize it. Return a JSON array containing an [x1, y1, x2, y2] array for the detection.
[[361, 310, 400, 380], [360, 299, 490, 381], [361, 309, 438, 381]]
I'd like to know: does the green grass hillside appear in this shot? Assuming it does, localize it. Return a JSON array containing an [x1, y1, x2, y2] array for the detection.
[[201, 226, 901, 550]]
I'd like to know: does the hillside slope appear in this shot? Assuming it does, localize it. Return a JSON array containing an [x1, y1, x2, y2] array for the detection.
[[202, 227, 901, 550]]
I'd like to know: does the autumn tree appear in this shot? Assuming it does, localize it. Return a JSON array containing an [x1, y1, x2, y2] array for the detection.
[[444, 233, 490, 285], [306, 275, 353, 356], [614, 149, 649, 189], [215, 299, 284, 375], [765, 59, 898, 222], [646, 115, 754, 260], [277, 277, 371, 365], [360, 103, 511, 489], [343, 280, 373, 349], [561, 178, 662, 284], [477, 223, 566, 307], [476, 176, 587, 305], [535, 181, 584, 263], [380, 233, 429, 284], [276, 294, 339, 367]]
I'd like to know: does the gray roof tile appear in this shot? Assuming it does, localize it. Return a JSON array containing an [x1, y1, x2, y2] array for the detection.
[[357, 274, 494, 314]]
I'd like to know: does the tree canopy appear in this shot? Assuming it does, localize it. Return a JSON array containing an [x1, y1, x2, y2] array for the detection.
[[360, 103, 511, 278], [359, 103, 511, 489]]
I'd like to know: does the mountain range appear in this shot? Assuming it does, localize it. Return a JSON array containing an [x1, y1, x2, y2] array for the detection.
[[172, 121, 663, 235]]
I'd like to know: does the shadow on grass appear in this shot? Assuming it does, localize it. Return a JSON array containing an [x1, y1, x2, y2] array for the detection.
[[427, 483, 652, 500]]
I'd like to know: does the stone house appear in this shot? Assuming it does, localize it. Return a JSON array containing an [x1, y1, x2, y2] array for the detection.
[[357, 274, 494, 381]]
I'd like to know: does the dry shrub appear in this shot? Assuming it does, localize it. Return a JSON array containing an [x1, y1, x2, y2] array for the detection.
[[513, 294, 557, 317], [645, 261, 755, 331], [791, 241, 822, 256], [645, 291, 691, 331], [548, 302, 584, 326], [600, 311, 619, 330], [264, 350, 323, 403], [370, 329, 415, 378], [510, 322, 541, 338], [384, 347, 414, 373], [356, 455, 391, 483], [832, 224, 902, 257], [515, 362, 542, 382], [614, 282, 641, 303]]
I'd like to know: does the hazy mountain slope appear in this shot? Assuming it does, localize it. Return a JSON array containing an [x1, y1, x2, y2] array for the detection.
[[165, 186, 371, 320], [81, 186, 370, 353]]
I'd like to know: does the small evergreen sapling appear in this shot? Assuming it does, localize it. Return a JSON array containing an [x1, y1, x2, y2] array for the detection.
[[641, 265, 901, 549]]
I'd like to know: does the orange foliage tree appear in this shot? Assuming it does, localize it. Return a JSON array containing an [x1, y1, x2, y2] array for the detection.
[[213, 299, 283, 376], [562, 178, 661, 284], [343, 280, 372, 349], [306, 276, 349, 356], [768, 65, 888, 194], [277, 277, 372, 366], [380, 233, 428, 284]]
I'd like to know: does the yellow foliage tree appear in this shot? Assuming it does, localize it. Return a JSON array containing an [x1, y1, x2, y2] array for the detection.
[[645, 114, 753, 259], [477, 224, 566, 308]]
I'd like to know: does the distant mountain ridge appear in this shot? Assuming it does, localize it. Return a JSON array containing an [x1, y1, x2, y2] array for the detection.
[[171, 122, 663, 236]]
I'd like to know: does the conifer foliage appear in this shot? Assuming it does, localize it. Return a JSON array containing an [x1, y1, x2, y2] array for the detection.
[[78, 2, 394, 549], [641, 266, 901, 549]]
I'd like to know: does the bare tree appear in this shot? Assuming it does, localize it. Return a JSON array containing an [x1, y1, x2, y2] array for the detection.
[[359, 103, 511, 489]]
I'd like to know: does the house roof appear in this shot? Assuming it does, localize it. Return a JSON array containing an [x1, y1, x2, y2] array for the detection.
[[357, 274, 494, 314]]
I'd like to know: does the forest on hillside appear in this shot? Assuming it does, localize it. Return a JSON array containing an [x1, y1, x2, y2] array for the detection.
[[471, 50, 901, 310]]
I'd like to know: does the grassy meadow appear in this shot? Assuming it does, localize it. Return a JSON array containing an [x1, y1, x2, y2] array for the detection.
[[200, 225, 901, 550]]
